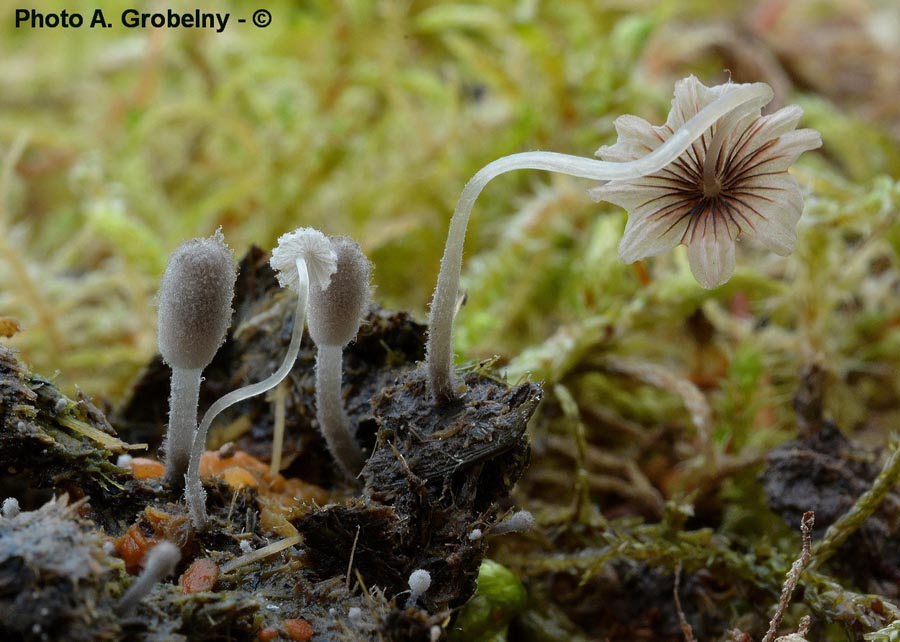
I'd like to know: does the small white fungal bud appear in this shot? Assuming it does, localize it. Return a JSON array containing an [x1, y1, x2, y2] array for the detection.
[[158, 229, 237, 370], [307, 237, 372, 348], [406, 568, 432, 608], [116, 454, 133, 469], [53, 398, 67, 414], [270, 227, 337, 292], [430, 625, 442, 642], [491, 510, 536, 535], [1, 497, 20, 519], [468, 528, 483, 541], [348, 606, 362, 622], [307, 236, 372, 480], [239, 540, 253, 554], [115, 541, 181, 615]]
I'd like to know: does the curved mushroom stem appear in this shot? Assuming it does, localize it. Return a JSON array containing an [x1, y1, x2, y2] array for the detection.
[[186, 258, 310, 529], [426, 82, 773, 402]]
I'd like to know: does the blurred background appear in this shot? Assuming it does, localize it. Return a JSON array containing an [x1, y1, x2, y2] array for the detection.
[[1, 0, 899, 437]]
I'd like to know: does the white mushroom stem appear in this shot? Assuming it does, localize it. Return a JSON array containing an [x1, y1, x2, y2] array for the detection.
[[315, 343, 364, 479], [163, 367, 202, 486], [115, 541, 181, 616], [425, 82, 774, 402], [186, 257, 310, 529], [269, 380, 288, 475]]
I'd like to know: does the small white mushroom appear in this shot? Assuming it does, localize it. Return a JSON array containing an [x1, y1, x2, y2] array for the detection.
[[1, 497, 20, 519], [307, 237, 372, 480], [406, 568, 432, 608], [425, 80, 781, 401], [158, 230, 236, 487], [491, 510, 535, 535], [115, 541, 181, 615]]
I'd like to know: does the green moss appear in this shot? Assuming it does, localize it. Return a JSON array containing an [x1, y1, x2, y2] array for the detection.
[[448, 559, 527, 642]]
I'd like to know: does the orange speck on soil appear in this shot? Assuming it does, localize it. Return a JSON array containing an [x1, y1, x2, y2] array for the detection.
[[198, 449, 330, 535], [283, 618, 314, 641], [221, 466, 259, 489], [114, 524, 157, 575], [180, 558, 219, 593], [258, 627, 280, 641], [129, 457, 165, 479]]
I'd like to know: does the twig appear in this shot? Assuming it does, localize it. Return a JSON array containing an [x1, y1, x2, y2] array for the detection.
[[269, 380, 288, 475], [220, 534, 302, 573], [673, 561, 696, 642], [346, 524, 361, 592], [762, 511, 814, 642]]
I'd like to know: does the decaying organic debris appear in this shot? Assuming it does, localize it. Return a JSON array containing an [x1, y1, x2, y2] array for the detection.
[[0, 248, 541, 642], [764, 421, 900, 597]]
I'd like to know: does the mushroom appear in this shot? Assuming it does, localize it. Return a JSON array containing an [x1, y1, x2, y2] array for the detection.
[[185, 227, 336, 528], [307, 237, 372, 480], [425, 79, 777, 402], [157, 230, 236, 487]]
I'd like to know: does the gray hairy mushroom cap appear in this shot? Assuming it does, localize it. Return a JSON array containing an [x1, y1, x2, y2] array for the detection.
[[307, 237, 371, 348], [158, 230, 237, 370]]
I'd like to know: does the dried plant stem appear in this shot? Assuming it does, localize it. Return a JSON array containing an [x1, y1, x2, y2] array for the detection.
[[219, 534, 302, 574], [269, 380, 288, 475], [812, 442, 900, 567], [426, 83, 774, 401], [762, 511, 814, 642], [604, 357, 714, 469], [553, 384, 594, 523], [673, 562, 696, 642]]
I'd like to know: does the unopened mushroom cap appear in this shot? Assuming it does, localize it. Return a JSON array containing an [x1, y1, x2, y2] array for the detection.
[[158, 230, 237, 370], [307, 237, 371, 347]]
